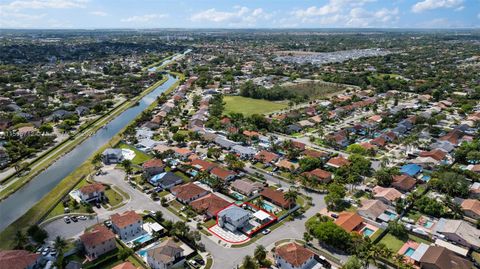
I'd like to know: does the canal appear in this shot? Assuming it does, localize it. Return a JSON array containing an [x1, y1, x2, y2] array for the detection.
[[0, 74, 178, 231]]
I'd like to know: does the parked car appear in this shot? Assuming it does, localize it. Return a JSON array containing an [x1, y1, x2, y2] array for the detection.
[[71, 216, 78, 222], [63, 216, 71, 224], [194, 257, 205, 265], [261, 229, 271, 235], [78, 215, 87, 220]]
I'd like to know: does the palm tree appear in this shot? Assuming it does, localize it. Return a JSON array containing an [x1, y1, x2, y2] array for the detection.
[[54, 236, 67, 251], [242, 255, 258, 269], [91, 153, 103, 171], [253, 245, 266, 264], [121, 159, 133, 175], [13, 230, 28, 249], [284, 189, 298, 209]]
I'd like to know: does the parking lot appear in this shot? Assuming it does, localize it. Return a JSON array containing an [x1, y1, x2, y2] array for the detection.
[[44, 215, 99, 241]]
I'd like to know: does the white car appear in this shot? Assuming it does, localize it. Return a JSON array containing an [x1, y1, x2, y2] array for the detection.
[[78, 215, 87, 220], [261, 229, 271, 235]]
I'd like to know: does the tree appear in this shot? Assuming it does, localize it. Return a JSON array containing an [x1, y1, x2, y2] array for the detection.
[[154, 211, 164, 222], [242, 255, 259, 269], [388, 222, 408, 239], [342, 256, 362, 269], [429, 171, 469, 198], [374, 167, 400, 187], [39, 124, 53, 134], [298, 157, 322, 172], [254, 245, 267, 264], [311, 221, 352, 251], [172, 132, 186, 144], [207, 147, 221, 160], [27, 225, 48, 244], [346, 144, 368, 155], [303, 232, 313, 245], [121, 159, 133, 175], [324, 183, 346, 211], [284, 189, 298, 209], [13, 230, 27, 249], [117, 247, 133, 260], [91, 153, 103, 170], [54, 236, 67, 250]]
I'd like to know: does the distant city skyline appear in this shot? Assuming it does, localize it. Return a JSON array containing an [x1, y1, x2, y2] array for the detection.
[[0, 0, 479, 29]]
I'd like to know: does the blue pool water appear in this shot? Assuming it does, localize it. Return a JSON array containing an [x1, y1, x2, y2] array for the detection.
[[384, 211, 397, 220], [189, 170, 198, 177], [404, 247, 416, 257], [423, 221, 434, 228], [231, 191, 245, 201], [421, 175, 431, 182], [137, 249, 147, 257], [262, 203, 275, 212], [362, 228, 374, 237], [133, 234, 153, 244]]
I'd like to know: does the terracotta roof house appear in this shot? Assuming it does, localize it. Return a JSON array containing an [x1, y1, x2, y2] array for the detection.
[[276, 159, 300, 171], [190, 193, 230, 219], [210, 166, 236, 182], [190, 159, 217, 172], [110, 211, 143, 240], [173, 147, 193, 159], [231, 179, 263, 196], [142, 158, 164, 176], [292, 141, 306, 150], [461, 199, 480, 220], [78, 182, 106, 203], [373, 186, 402, 205], [419, 149, 447, 162], [302, 168, 332, 183], [439, 129, 463, 146], [243, 130, 260, 138], [302, 149, 328, 159], [80, 225, 116, 260], [146, 238, 184, 269], [334, 212, 364, 232], [0, 250, 41, 269], [419, 246, 472, 269], [254, 150, 279, 164], [171, 182, 209, 204], [260, 188, 293, 209], [325, 156, 350, 168], [111, 261, 140, 269], [391, 174, 417, 192], [370, 136, 387, 147], [274, 242, 320, 269]]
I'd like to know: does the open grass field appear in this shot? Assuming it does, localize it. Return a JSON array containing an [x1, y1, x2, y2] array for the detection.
[[223, 96, 288, 116]]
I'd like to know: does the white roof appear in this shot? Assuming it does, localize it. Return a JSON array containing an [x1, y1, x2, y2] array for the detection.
[[435, 239, 469, 257], [253, 210, 271, 221], [143, 222, 164, 233]]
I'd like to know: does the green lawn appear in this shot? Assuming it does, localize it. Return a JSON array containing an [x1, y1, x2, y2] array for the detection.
[[105, 188, 124, 207], [203, 219, 216, 228], [118, 143, 152, 165], [379, 233, 431, 253], [223, 96, 288, 116]]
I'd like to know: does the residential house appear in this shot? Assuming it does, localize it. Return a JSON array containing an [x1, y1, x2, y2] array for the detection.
[[190, 193, 230, 219], [230, 179, 263, 196], [469, 182, 480, 199], [173, 147, 192, 160], [334, 212, 364, 233], [78, 183, 106, 203], [372, 186, 402, 205], [418, 246, 472, 269], [210, 167, 236, 182], [171, 183, 209, 204], [260, 188, 293, 209], [146, 238, 184, 269], [0, 250, 41, 269], [434, 219, 480, 250], [302, 168, 332, 184], [102, 148, 124, 164], [325, 156, 350, 169], [400, 164, 422, 177], [142, 159, 165, 177], [190, 159, 217, 172], [276, 159, 299, 171], [231, 145, 257, 159], [419, 149, 447, 163], [357, 199, 396, 222], [254, 150, 279, 164], [302, 149, 328, 159], [16, 126, 37, 137], [460, 199, 480, 220], [218, 205, 251, 232], [391, 174, 417, 192], [274, 242, 320, 269], [80, 225, 117, 260], [149, 172, 183, 190], [111, 211, 143, 240]]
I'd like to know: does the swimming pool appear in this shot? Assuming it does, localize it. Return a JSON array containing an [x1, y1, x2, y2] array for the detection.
[[404, 247, 416, 257], [230, 191, 245, 201], [362, 228, 374, 237], [423, 220, 434, 228], [262, 203, 275, 213], [137, 249, 147, 257], [133, 234, 153, 244], [384, 211, 397, 220]]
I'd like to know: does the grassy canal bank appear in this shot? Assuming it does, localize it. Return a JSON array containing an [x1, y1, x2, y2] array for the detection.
[[0, 72, 184, 249]]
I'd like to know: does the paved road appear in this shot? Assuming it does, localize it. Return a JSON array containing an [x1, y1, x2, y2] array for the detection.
[[271, 132, 349, 157], [43, 166, 343, 269]]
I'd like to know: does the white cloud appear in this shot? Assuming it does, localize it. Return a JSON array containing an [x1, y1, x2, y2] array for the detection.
[[89, 11, 107, 17], [411, 0, 463, 13], [121, 14, 168, 23], [0, 0, 87, 12], [346, 7, 399, 27], [190, 6, 271, 26], [0, 12, 46, 28]]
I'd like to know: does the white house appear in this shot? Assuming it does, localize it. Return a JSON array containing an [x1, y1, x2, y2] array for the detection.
[[217, 205, 251, 233], [275, 242, 320, 269], [111, 211, 143, 241], [78, 183, 106, 203]]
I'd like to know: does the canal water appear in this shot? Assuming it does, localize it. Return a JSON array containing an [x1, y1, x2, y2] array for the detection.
[[0, 74, 178, 231]]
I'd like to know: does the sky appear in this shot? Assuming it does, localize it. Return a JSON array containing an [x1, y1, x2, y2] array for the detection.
[[0, 0, 479, 29]]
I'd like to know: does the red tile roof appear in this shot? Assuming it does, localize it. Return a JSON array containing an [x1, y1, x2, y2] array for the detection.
[[112, 261, 139, 269], [461, 199, 480, 216], [210, 166, 236, 181], [190, 158, 217, 171], [302, 149, 327, 158], [142, 158, 164, 169], [304, 168, 332, 181], [275, 242, 315, 267], [79, 183, 106, 195], [419, 149, 447, 161], [243, 130, 260, 137], [190, 193, 230, 217], [0, 250, 40, 269], [80, 225, 115, 248], [334, 212, 363, 232], [260, 188, 292, 209], [172, 182, 208, 201], [326, 156, 350, 168], [392, 174, 417, 192], [255, 150, 279, 163], [111, 211, 142, 229]]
